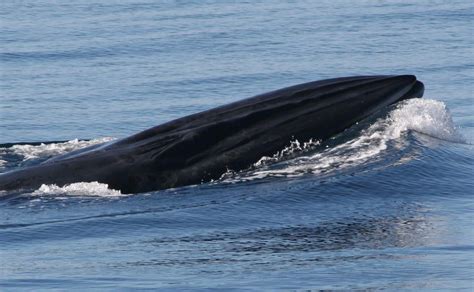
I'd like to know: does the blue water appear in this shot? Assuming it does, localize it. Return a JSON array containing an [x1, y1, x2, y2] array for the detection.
[[1, 1, 473, 290]]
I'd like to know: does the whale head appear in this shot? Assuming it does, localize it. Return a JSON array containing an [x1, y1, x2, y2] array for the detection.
[[0, 75, 425, 194]]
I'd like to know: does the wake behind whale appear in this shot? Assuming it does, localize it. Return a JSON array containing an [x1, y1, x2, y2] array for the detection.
[[0, 75, 424, 194]]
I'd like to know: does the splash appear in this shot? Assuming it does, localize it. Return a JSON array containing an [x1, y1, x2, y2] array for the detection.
[[253, 139, 321, 167], [384, 99, 465, 143], [222, 98, 465, 182], [6, 137, 115, 161], [31, 182, 124, 198]]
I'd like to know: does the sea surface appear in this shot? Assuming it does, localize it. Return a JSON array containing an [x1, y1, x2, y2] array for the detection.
[[1, 0, 473, 290]]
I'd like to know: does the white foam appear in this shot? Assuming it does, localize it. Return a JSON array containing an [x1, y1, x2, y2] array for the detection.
[[253, 139, 321, 167], [31, 182, 124, 197], [7, 137, 115, 161], [385, 99, 465, 143], [223, 98, 465, 182]]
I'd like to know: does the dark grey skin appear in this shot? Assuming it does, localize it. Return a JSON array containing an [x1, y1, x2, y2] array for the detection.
[[0, 75, 424, 194]]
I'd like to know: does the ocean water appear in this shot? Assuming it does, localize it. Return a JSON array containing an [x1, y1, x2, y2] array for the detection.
[[1, 0, 473, 290]]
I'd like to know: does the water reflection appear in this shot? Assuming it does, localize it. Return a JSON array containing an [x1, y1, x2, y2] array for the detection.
[[225, 216, 433, 253], [128, 204, 434, 268]]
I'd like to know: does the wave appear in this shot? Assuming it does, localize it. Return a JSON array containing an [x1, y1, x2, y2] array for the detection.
[[0, 137, 115, 170], [4, 137, 115, 161], [220, 98, 465, 183], [385, 99, 465, 143]]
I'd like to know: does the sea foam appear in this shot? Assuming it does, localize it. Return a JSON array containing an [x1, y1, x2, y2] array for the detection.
[[31, 182, 124, 197], [8, 137, 115, 161]]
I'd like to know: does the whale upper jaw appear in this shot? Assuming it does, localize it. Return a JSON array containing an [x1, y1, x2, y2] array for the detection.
[[401, 79, 425, 100]]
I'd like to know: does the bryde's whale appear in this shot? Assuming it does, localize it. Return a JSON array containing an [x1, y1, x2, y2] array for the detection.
[[0, 75, 424, 194]]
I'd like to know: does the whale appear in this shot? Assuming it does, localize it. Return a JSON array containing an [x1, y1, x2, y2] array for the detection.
[[0, 75, 424, 194]]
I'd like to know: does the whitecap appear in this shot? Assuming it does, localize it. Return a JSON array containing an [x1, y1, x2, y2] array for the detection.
[[31, 182, 124, 198], [8, 137, 115, 161]]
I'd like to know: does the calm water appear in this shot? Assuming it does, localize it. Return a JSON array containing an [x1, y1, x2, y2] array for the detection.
[[1, 0, 473, 290]]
